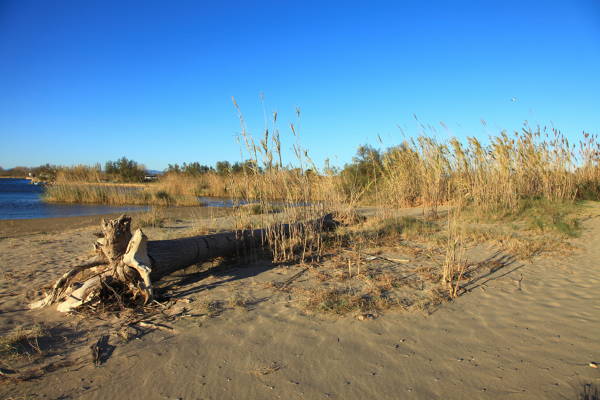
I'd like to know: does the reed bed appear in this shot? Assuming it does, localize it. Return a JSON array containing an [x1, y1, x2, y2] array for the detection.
[[367, 127, 600, 217], [226, 99, 344, 263], [43, 178, 200, 206], [45, 126, 600, 214], [42, 171, 335, 207], [43, 124, 600, 222]]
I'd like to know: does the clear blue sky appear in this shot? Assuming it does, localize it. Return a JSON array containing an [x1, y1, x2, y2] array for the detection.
[[1, 0, 599, 170]]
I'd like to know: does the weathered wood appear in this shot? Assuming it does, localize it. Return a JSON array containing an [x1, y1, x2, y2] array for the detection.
[[122, 229, 153, 303], [146, 213, 334, 279], [146, 227, 263, 280], [100, 215, 132, 265], [29, 256, 105, 309], [101, 215, 133, 281], [31, 213, 335, 313]]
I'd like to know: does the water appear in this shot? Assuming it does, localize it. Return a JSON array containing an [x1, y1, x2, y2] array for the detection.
[[0, 178, 149, 220], [198, 197, 250, 207]]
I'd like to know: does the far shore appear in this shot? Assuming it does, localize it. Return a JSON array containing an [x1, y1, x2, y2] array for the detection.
[[0, 177, 151, 187], [45, 181, 149, 187]]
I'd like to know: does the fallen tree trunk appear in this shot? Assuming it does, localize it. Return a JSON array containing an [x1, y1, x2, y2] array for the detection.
[[147, 214, 334, 279], [31, 213, 335, 313]]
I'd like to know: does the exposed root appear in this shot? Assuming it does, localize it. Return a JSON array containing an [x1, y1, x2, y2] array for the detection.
[[29, 215, 152, 313], [29, 256, 106, 310], [122, 229, 153, 304], [56, 274, 106, 313]]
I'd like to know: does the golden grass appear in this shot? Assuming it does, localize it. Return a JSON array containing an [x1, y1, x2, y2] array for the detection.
[[43, 178, 202, 206], [222, 98, 345, 263], [44, 126, 600, 227], [54, 165, 104, 183], [442, 206, 468, 298], [375, 127, 597, 214], [134, 207, 166, 228]]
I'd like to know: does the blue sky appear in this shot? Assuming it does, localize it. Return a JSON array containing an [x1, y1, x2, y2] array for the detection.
[[1, 0, 599, 170]]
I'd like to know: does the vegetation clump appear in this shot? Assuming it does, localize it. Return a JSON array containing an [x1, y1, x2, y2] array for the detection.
[[0, 325, 46, 359]]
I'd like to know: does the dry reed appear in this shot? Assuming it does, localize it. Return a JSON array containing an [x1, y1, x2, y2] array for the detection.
[[44, 126, 600, 216]]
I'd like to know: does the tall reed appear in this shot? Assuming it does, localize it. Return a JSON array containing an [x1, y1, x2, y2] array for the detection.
[[43, 123, 600, 217], [375, 125, 595, 215], [228, 99, 344, 262]]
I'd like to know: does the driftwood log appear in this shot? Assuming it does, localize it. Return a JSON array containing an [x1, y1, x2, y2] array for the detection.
[[31, 213, 335, 313]]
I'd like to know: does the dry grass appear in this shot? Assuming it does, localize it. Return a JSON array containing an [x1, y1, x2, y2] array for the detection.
[[374, 127, 599, 215], [442, 208, 467, 298], [292, 188, 583, 317], [297, 257, 450, 317], [134, 207, 166, 228], [302, 287, 392, 316], [228, 292, 255, 310], [54, 165, 104, 183], [199, 300, 224, 317], [458, 198, 583, 259], [43, 125, 600, 223], [0, 325, 46, 359], [43, 179, 202, 206], [223, 98, 345, 264]]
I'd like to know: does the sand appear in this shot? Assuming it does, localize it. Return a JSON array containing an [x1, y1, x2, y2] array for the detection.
[[0, 206, 599, 399]]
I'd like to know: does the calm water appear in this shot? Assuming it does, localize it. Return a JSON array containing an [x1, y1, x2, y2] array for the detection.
[[198, 197, 250, 207], [0, 178, 148, 220]]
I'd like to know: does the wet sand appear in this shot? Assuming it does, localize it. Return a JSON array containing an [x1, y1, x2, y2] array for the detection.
[[0, 206, 232, 238]]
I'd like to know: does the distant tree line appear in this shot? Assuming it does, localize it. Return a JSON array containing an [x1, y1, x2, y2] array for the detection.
[[0, 164, 59, 181], [339, 144, 383, 195], [1, 158, 264, 181], [1, 149, 383, 186], [165, 160, 261, 176], [0, 158, 146, 183], [104, 157, 146, 182]]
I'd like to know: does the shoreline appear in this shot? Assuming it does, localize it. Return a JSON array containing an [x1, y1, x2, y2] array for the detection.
[[0, 206, 233, 238], [46, 181, 149, 187], [0, 212, 138, 238], [0, 176, 33, 180]]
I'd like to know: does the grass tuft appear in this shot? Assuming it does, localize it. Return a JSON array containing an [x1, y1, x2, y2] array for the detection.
[[0, 325, 46, 359]]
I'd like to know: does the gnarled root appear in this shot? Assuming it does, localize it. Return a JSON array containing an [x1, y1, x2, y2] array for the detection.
[[29, 256, 106, 309], [30, 215, 154, 313]]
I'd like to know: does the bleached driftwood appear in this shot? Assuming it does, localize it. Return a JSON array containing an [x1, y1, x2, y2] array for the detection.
[[31, 213, 335, 313]]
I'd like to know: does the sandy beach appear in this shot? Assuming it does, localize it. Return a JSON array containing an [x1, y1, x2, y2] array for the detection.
[[0, 205, 598, 399]]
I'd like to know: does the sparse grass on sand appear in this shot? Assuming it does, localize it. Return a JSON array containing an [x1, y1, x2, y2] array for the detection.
[[134, 207, 167, 228], [284, 194, 585, 317], [0, 325, 46, 360]]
